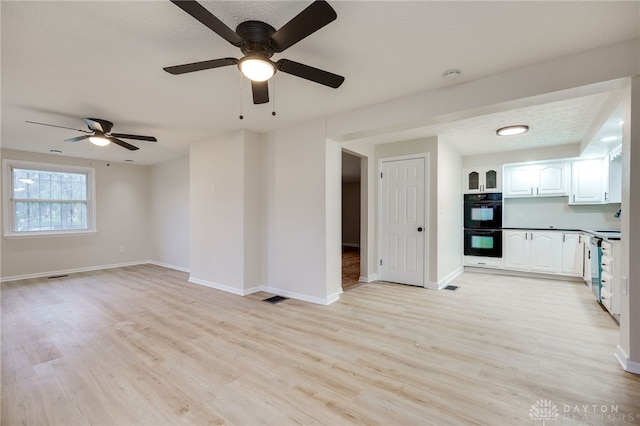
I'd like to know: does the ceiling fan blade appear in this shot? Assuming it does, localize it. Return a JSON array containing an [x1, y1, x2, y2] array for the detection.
[[65, 135, 90, 143], [164, 58, 237, 75], [110, 133, 157, 142], [84, 118, 113, 133], [170, 0, 243, 46], [25, 120, 90, 133], [269, 0, 337, 53], [107, 137, 139, 151], [276, 59, 344, 88], [251, 80, 269, 104]]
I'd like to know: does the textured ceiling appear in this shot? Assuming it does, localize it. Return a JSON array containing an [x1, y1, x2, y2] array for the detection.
[[2, 1, 639, 164]]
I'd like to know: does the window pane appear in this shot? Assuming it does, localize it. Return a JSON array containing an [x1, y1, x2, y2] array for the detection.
[[13, 168, 87, 201], [14, 201, 88, 232], [9, 163, 93, 235]]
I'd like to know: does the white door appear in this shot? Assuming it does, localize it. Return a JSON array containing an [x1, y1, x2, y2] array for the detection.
[[380, 157, 425, 286]]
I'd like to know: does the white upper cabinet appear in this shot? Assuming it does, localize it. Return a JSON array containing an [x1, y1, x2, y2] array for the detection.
[[463, 167, 501, 194], [503, 161, 569, 198], [607, 147, 622, 203], [570, 159, 606, 204]]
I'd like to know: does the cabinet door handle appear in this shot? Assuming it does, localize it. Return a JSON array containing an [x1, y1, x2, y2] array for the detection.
[[525, 232, 528, 240], [530, 187, 533, 195], [536, 187, 539, 195], [605, 192, 609, 200], [573, 195, 576, 203], [563, 234, 565, 242]]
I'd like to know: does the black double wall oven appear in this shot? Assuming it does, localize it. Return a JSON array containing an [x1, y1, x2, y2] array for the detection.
[[464, 193, 503, 258]]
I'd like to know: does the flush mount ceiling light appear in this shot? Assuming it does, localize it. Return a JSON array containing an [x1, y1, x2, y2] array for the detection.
[[600, 136, 618, 142], [238, 57, 276, 82], [89, 135, 110, 147], [496, 125, 529, 136]]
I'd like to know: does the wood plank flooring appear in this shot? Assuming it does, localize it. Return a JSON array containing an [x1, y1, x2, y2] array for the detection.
[[342, 246, 361, 292], [3, 265, 640, 425]]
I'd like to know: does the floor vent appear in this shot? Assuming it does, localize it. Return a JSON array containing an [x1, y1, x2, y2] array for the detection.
[[48, 274, 68, 279], [263, 295, 289, 304], [443, 285, 459, 291]]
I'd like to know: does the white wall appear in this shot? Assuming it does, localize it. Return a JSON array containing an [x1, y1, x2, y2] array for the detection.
[[264, 119, 338, 303], [436, 139, 463, 284], [1, 149, 151, 280], [150, 156, 189, 271], [189, 131, 249, 293], [616, 76, 640, 373], [243, 131, 264, 291], [325, 138, 343, 300]]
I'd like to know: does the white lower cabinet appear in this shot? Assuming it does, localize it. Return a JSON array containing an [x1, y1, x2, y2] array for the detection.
[[600, 240, 620, 315], [503, 230, 583, 277], [561, 233, 584, 277], [504, 230, 561, 273]]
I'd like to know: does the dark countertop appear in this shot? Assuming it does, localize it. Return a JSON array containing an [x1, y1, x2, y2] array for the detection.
[[502, 227, 621, 240]]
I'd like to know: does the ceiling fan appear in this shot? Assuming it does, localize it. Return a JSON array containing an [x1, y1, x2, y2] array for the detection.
[[163, 0, 345, 104], [25, 118, 157, 151]]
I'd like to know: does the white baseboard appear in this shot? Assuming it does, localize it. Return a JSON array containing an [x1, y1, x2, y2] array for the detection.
[[148, 260, 190, 273], [0, 260, 148, 283], [188, 276, 261, 296], [359, 274, 377, 283], [615, 344, 640, 374], [261, 285, 341, 305], [437, 266, 464, 289]]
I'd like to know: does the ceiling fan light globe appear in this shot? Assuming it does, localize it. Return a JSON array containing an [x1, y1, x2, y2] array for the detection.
[[89, 136, 110, 147], [239, 57, 275, 82]]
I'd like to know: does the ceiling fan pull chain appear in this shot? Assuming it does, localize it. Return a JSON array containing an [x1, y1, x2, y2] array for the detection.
[[239, 73, 244, 120], [271, 78, 276, 116]]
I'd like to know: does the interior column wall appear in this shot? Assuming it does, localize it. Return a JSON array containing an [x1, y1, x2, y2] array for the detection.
[[189, 130, 262, 295], [617, 76, 640, 373], [264, 118, 334, 304]]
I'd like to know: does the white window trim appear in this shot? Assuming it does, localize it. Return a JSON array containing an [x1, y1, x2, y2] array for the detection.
[[2, 159, 97, 238]]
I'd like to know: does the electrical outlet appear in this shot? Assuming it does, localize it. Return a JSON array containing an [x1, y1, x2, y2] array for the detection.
[[517, 214, 523, 222], [623, 276, 628, 295], [119, 246, 125, 254]]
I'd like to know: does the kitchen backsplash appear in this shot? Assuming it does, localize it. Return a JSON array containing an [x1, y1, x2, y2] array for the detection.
[[504, 197, 621, 230]]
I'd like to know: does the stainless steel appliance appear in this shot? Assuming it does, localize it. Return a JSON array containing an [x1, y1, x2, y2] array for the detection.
[[589, 235, 602, 302], [463, 193, 503, 258]]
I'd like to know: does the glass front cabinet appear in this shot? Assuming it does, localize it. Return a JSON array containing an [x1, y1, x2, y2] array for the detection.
[[463, 167, 501, 194]]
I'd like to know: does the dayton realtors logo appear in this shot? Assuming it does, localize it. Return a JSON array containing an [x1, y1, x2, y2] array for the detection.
[[529, 399, 559, 425], [529, 399, 639, 423]]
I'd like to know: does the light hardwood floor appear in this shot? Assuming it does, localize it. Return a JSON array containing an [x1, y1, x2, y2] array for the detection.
[[3, 265, 640, 425]]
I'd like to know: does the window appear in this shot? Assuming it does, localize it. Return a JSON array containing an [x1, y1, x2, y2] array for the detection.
[[3, 159, 96, 237]]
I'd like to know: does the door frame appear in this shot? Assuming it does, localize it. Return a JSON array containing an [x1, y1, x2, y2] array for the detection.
[[377, 153, 430, 288]]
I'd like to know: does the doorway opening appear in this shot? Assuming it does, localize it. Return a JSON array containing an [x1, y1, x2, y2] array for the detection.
[[342, 151, 362, 291]]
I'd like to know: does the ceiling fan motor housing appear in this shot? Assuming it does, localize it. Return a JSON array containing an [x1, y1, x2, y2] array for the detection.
[[236, 21, 276, 59], [86, 118, 113, 133]]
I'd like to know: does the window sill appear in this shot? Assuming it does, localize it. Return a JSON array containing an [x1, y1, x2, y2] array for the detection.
[[3, 230, 98, 239]]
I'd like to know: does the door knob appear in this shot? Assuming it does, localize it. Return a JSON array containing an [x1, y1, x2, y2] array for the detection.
[[417, 227, 423, 232]]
